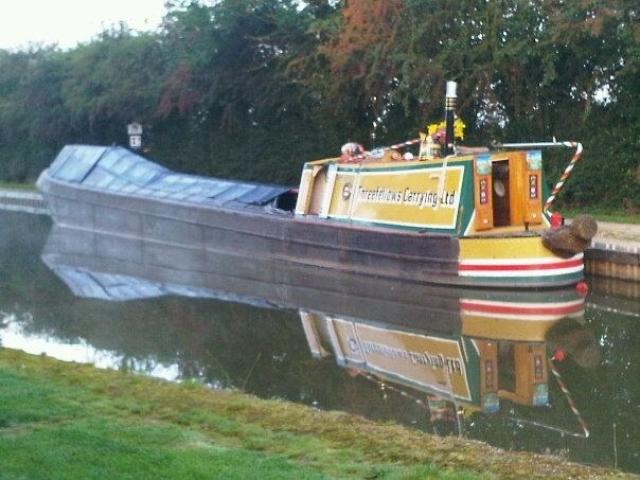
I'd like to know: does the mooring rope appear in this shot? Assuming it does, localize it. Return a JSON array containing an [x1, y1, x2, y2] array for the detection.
[[506, 417, 588, 439], [361, 364, 590, 439], [548, 357, 590, 438], [358, 371, 428, 407]]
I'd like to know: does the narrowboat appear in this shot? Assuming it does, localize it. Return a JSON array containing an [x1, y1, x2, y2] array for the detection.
[[37, 82, 595, 289]]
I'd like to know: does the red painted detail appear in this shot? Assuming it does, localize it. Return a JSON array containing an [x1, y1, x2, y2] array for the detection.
[[529, 174, 538, 199], [576, 281, 589, 296], [552, 349, 567, 362], [534, 355, 544, 379], [460, 300, 583, 316], [484, 359, 494, 389], [459, 257, 583, 272], [479, 177, 489, 205], [550, 212, 563, 229]]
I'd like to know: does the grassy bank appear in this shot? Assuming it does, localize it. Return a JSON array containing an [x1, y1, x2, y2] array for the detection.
[[563, 208, 640, 225], [0, 349, 629, 479], [0, 182, 37, 191]]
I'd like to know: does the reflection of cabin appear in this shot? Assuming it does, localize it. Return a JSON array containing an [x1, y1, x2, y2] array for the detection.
[[300, 311, 549, 415], [498, 342, 548, 407]]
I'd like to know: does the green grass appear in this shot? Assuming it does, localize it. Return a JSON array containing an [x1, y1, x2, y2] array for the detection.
[[562, 208, 640, 224], [0, 419, 328, 480], [0, 181, 37, 191], [0, 349, 628, 479]]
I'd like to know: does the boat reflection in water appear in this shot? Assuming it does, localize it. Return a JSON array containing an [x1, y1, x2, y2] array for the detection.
[[41, 223, 597, 438], [301, 299, 597, 438]]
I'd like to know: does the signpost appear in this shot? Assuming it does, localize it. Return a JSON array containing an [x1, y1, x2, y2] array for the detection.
[[127, 122, 143, 150]]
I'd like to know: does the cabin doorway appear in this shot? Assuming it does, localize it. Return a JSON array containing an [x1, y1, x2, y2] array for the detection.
[[492, 160, 510, 226], [497, 342, 515, 393]]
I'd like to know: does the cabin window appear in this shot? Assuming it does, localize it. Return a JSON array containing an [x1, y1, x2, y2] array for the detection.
[[492, 160, 510, 227]]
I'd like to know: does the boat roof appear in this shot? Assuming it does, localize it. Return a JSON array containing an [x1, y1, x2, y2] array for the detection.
[[47, 145, 290, 207]]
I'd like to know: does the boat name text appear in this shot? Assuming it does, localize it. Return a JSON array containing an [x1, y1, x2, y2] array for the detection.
[[355, 186, 457, 209], [356, 339, 463, 374]]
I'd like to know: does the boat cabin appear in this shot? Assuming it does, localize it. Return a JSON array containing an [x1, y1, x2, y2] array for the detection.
[[294, 80, 551, 237], [295, 149, 547, 237]]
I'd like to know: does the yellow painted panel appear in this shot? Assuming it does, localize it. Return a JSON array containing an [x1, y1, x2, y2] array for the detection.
[[462, 316, 556, 342], [508, 152, 526, 226], [330, 319, 365, 363], [329, 319, 471, 400], [459, 235, 556, 260], [523, 169, 543, 225], [474, 173, 493, 231], [294, 169, 314, 214], [328, 165, 465, 230]]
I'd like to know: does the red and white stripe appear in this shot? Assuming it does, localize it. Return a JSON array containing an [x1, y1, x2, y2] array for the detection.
[[548, 358, 590, 438], [544, 142, 583, 213], [458, 253, 583, 278], [460, 298, 585, 320]]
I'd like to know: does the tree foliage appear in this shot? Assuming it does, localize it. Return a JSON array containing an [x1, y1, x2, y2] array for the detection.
[[0, 0, 637, 208]]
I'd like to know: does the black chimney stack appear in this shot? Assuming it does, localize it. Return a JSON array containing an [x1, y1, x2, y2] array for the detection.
[[444, 81, 457, 156]]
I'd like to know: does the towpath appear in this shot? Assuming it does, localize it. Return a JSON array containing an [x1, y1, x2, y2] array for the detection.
[[592, 221, 640, 250]]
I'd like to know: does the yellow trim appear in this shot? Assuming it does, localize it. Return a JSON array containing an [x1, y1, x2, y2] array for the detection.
[[353, 155, 474, 170], [319, 163, 338, 218], [459, 235, 556, 260], [294, 169, 314, 214], [462, 316, 557, 341], [305, 158, 335, 166], [464, 221, 548, 236]]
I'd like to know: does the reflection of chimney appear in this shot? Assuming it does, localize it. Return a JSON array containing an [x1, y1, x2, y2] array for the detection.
[[444, 81, 457, 156], [427, 395, 455, 422]]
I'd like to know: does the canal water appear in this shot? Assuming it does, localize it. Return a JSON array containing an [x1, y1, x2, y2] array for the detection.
[[1, 211, 639, 472]]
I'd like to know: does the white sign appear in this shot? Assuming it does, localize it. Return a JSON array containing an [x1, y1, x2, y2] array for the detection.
[[127, 122, 143, 136], [129, 134, 142, 149]]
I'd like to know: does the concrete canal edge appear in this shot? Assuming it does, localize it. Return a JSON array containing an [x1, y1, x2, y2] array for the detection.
[[586, 242, 639, 283], [1, 188, 638, 283], [0, 188, 49, 215]]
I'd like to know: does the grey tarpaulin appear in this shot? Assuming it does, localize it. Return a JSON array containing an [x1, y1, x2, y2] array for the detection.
[[47, 145, 290, 206]]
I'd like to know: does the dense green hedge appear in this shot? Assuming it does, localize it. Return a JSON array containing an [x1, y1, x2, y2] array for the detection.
[[0, 0, 638, 209]]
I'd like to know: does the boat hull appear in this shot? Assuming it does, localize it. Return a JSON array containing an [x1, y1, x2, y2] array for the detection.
[[42, 223, 585, 335], [38, 171, 583, 289]]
